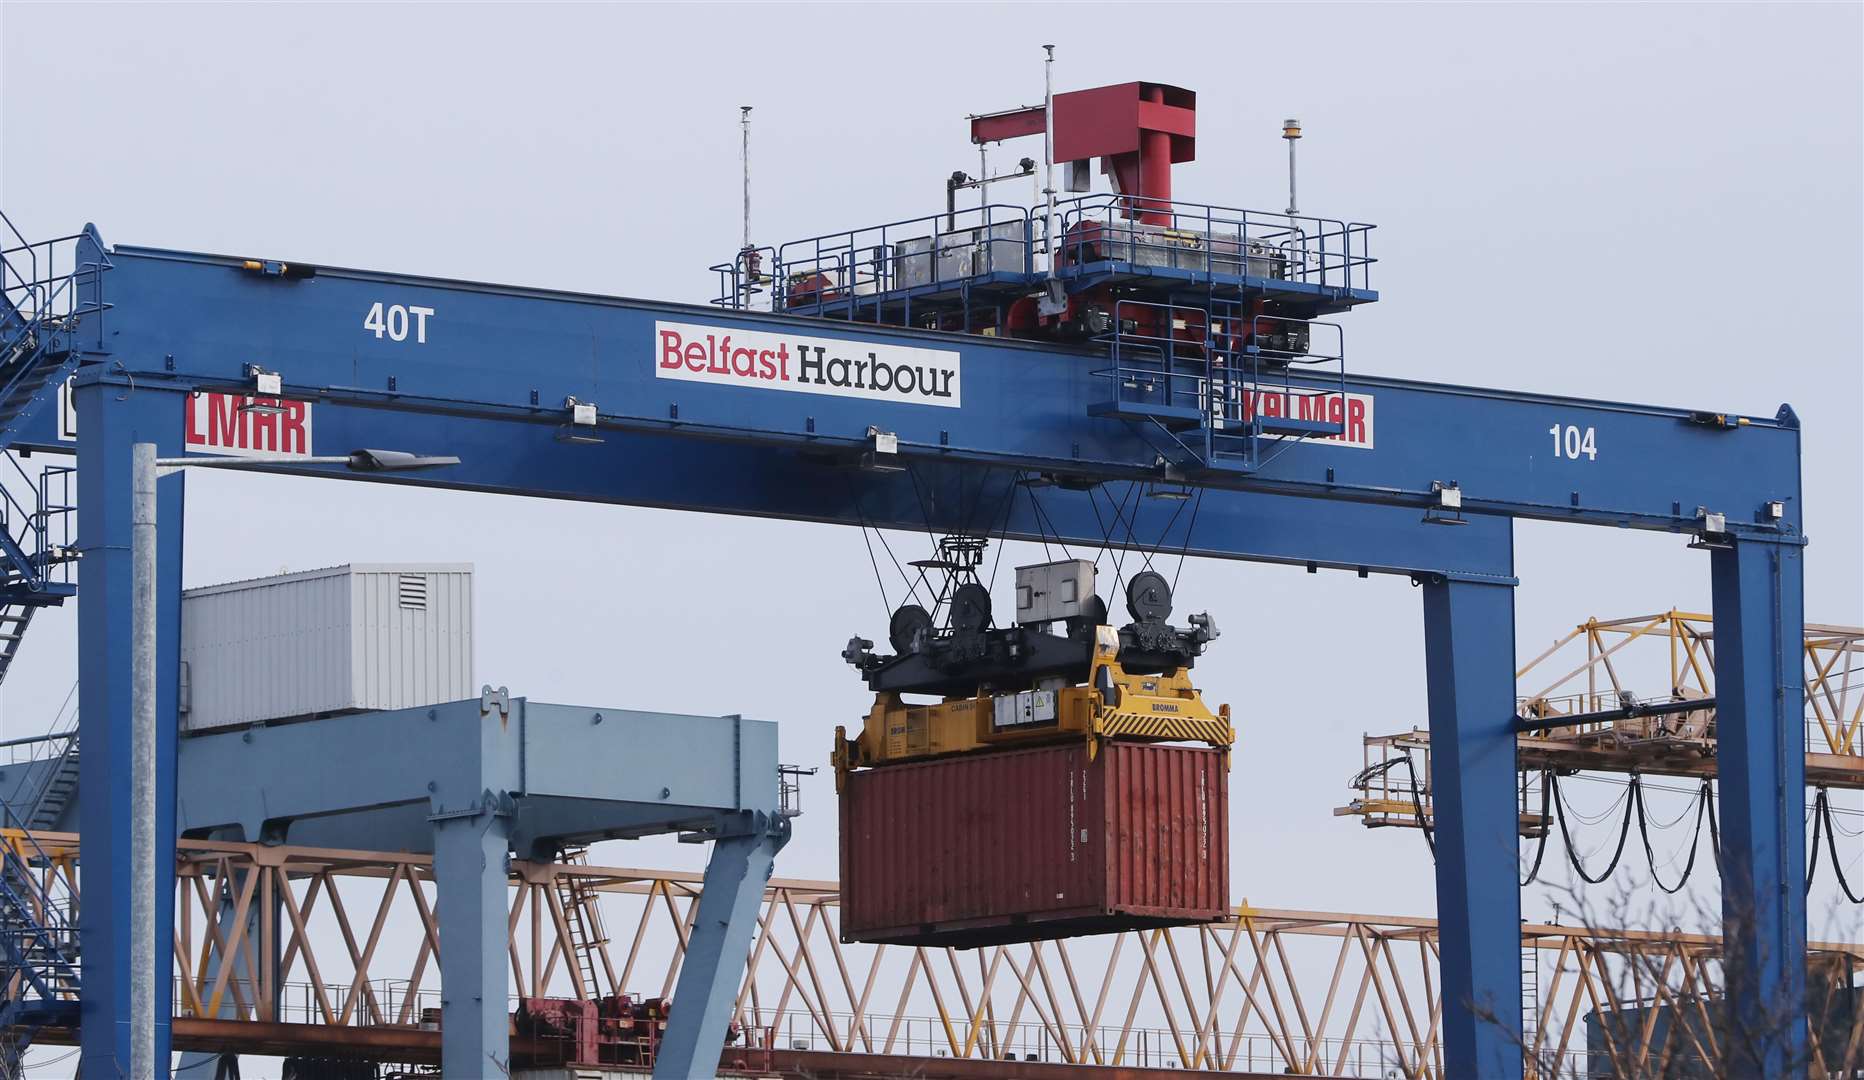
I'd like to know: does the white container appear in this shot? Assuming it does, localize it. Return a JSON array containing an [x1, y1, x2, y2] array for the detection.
[[179, 563, 474, 732]]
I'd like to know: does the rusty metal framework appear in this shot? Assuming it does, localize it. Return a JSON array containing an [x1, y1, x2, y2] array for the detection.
[[1341, 611, 1864, 832], [9, 831, 1859, 1077]]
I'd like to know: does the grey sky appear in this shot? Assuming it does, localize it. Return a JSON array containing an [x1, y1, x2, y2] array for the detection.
[[3, 1, 1861, 1071]]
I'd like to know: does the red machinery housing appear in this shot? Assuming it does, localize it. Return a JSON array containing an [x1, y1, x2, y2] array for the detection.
[[971, 80, 1196, 224], [515, 994, 740, 1069]]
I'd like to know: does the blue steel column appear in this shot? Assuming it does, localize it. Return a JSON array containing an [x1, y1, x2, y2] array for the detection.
[[75, 376, 186, 1079], [174, 872, 263, 1076], [1710, 536, 1808, 1077], [433, 796, 514, 1078], [1420, 576, 1522, 1078], [652, 817, 789, 1080]]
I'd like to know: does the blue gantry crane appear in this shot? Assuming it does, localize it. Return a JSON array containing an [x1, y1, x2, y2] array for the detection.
[[0, 76, 1815, 1079]]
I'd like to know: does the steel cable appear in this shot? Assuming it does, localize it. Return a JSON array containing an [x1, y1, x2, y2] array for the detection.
[[1550, 770, 1637, 884], [984, 474, 1020, 595], [1404, 752, 1435, 857], [1026, 482, 1055, 562], [1521, 770, 1554, 886], [1170, 487, 1206, 595], [1706, 784, 1723, 872], [847, 476, 926, 616], [1348, 755, 1434, 857], [1142, 489, 1194, 578], [1084, 481, 1142, 604], [1807, 786, 1864, 904], [1101, 482, 1146, 598], [1634, 778, 1715, 894], [1561, 785, 1631, 827]]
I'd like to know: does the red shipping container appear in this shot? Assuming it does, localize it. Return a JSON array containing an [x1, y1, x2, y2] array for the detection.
[[839, 741, 1229, 947]]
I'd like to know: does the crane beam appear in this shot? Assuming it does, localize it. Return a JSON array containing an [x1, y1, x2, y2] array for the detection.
[[32, 243, 1803, 540]]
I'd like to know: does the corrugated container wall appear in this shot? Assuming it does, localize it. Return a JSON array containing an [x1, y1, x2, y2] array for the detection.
[[839, 741, 1228, 948], [179, 564, 474, 731]]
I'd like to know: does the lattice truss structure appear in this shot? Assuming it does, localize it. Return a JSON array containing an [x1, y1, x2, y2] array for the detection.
[[1342, 610, 1864, 835], [8, 834, 1858, 1078]]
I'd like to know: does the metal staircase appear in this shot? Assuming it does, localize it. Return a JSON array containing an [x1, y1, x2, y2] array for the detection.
[[26, 737, 78, 833], [0, 805, 81, 1058], [0, 212, 101, 687], [0, 211, 107, 1070], [556, 847, 614, 998], [0, 459, 76, 693]]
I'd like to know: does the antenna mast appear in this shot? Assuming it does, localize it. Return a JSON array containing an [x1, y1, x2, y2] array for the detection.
[[740, 106, 754, 251], [1282, 117, 1301, 217], [1042, 45, 1058, 280]]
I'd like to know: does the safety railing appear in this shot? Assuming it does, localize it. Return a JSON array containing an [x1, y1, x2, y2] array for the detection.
[[1520, 687, 1851, 776], [747, 1008, 1589, 1077], [174, 976, 445, 1027], [0, 733, 73, 770], [1, 212, 109, 362], [0, 808, 82, 1013], [173, 979, 1594, 1078], [1056, 193, 1376, 294], [777, 764, 814, 818], [1517, 691, 1717, 741], [1090, 298, 1349, 469], [709, 195, 1374, 329], [1208, 313, 1348, 437], [711, 205, 1036, 318], [711, 245, 779, 311], [0, 723, 78, 837], [0, 455, 75, 594]]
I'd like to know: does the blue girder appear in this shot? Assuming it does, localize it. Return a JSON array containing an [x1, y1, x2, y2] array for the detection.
[[19, 242, 1801, 539]]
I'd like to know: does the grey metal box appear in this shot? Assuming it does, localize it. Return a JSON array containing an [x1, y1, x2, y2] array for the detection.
[[1014, 559, 1098, 625], [991, 689, 1057, 731], [1088, 221, 1287, 279], [179, 563, 474, 731], [892, 221, 1027, 290]]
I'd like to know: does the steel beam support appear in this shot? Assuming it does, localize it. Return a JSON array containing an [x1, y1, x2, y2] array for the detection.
[[173, 874, 263, 1077], [75, 376, 187, 1080], [1420, 576, 1522, 1078], [21, 246, 1803, 536], [1710, 535, 1809, 1077], [433, 796, 514, 1079], [653, 817, 789, 1080]]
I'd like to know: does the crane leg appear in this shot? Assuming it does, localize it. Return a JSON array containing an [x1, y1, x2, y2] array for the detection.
[[653, 813, 788, 1080], [1421, 576, 1523, 1078], [1711, 536, 1808, 1078], [434, 796, 514, 1079]]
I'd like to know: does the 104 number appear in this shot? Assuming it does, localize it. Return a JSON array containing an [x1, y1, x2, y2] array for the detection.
[[1548, 424, 1598, 461]]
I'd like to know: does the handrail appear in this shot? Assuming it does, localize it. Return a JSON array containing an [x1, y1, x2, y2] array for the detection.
[[0, 803, 83, 1006], [0, 457, 76, 596], [709, 194, 1377, 326], [0, 215, 111, 360], [712, 205, 1035, 315], [1054, 192, 1376, 292], [1087, 297, 1351, 472]]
